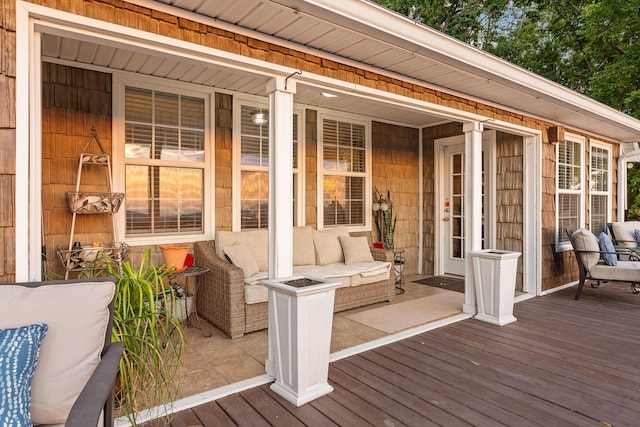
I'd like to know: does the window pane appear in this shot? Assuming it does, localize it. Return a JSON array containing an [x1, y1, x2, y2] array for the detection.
[[180, 129, 205, 162], [155, 91, 179, 126], [181, 96, 205, 129], [558, 140, 582, 190], [125, 124, 152, 159], [125, 87, 152, 123], [591, 194, 607, 236], [323, 144, 338, 170], [241, 171, 268, 229], [155, 126, 179, 160], [238, 105, 300, 229], [125, 166, 203, 235], [591, 146, 608, 192], [124, 86, 206, 237], [323, 176, 364, 226], [241, 105, 268, 167], [322, 118, 367, 228], [558, 193, 579, 242], [292, 114, 298, 168]]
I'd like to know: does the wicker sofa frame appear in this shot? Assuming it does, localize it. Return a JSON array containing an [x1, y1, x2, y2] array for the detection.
[[194, 240, 395, 339]]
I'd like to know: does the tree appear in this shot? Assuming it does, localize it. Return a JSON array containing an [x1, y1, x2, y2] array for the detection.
[[375, 0, 511, 47], [580, 0, 640, 118]]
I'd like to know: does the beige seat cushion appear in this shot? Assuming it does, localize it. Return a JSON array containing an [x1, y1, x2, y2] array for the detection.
[[611, 221, 640, 248], [244, 282, 269, 304], [339, 235, 374, 264], [591, 261, 640, 282], [0, 280, 115, 425], [293, 226, 316, 266], [216, 229, 269, 271], [312, 226, 350, 265], [224, 242, 260, 277], [571, 229, 601, 271]]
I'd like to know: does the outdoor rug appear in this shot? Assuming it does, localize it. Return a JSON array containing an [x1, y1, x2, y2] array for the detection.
[[345, 291, 464, 334], [413, 275, 465, 293]]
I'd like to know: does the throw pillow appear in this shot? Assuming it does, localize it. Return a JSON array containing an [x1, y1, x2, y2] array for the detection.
[[0, 323, 48, 427], [635, 229, 640, 245], [598, 232, 617, 266], [339, 235, 374, 264], [313, 227, 350, 265], [224, 242, 260, 277]]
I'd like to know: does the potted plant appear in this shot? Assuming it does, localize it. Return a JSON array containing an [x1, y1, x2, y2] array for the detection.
[[372, 187, 397, 250], [98, 250, 185, 425]]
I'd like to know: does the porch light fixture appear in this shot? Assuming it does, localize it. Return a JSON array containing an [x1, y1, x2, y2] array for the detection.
[[251, 112, 268, 125], [321, 92, 338, 98]]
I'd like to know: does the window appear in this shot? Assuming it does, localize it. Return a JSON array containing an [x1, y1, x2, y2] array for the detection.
[[319, 116, 369, 228], [235, 103, 301, 230], [120, 83, 209, 239], [556, 135, 584, 248], [590, 143, 611, 236]]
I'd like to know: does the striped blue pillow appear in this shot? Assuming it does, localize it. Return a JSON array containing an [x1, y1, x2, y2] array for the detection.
[[0, 323, 48, 426], [598, 232, 617, 266]]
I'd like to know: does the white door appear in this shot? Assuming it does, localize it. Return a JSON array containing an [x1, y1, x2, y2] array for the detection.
[[437, 132, 494, 277], [442, 143, 467, 275]]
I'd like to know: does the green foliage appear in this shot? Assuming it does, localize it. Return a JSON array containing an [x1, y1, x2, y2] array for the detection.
[[372, 187, 397, 250], [375, 0, 511, 47], [102, 250, 184, 425], [627, 164, 640, 219]]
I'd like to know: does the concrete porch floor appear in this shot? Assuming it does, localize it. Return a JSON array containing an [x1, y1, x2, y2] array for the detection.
[[175, 275, 458, 400]]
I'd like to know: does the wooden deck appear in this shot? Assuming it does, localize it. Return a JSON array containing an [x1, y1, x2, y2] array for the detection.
[[149, 283, 640, 426]]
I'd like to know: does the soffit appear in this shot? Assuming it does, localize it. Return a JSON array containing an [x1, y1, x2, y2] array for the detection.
[[40, 32, 445, 127]]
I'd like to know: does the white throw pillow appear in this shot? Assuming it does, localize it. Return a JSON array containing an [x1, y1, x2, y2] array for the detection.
[[313, 227, 350, 265], [570, 228, 601, 271], [339, 235, 374, 264], [224, 242, 260, 277], [611, 221, 640, 248], [293, 226, 316, 266]]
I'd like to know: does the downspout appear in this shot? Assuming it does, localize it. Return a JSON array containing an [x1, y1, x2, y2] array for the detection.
[[418, 127, 424, 274]]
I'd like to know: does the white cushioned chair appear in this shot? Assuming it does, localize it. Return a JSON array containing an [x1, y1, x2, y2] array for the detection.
[[568, 228, 640, 300], [0, 278, 123, 427]]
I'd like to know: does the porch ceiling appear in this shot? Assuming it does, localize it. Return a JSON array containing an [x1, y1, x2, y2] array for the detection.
[[41, 32, 445, 127]]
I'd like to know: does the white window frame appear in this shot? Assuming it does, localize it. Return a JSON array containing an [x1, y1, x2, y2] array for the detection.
[[589, 140, 612, 236], [112, 73, 215, 246], [556, 133, 585, 251], [317, 112, 372, 232], [231, 96, 304, 231]]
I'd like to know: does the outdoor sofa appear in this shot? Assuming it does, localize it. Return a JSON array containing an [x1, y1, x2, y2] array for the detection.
[[568, 228, 640, 300], [194, 226, 395, 338], [0, 278, 123, 427]]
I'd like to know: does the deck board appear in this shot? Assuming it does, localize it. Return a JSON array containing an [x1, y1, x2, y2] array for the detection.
[[147, 282, 640, 426]]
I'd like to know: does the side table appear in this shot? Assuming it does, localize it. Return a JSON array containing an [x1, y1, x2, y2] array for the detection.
[[169, 266, 212, 337], [393, 250, 405, 294]]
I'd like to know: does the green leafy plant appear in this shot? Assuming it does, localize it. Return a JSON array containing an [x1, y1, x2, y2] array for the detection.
[[100, 249, 184, 425], [372, 187, 397, 250], [627, 163, 640, 220]]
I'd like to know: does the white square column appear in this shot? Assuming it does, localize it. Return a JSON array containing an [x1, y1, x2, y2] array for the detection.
[[265, 76, 297, 377], [463, 121, 484, 315]]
